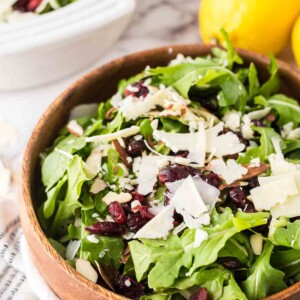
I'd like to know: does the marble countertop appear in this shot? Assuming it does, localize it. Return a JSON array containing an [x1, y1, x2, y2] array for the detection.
[[0, 0, 201, 165]]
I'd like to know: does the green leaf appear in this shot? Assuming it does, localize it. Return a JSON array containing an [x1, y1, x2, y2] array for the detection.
[[272, 220, 300, 250], [139, 119, 154, 138], [141, 295, 172, 300], [103, 149, 123, 184], [271, 249, 300, 278], [42, 135, 86, 190], [259, 54, 280, 97], [51, 155, 94, 235], [81, 236, 124, 267], [267, 94, 300, 126], [241, 241, 287, 300], [49, 238, 66, 258], [129, 235, 192, 289], [238, 127, 281, 164], [189, 210, 268, 274], [219, 274, 247, 300], [169, 268, 229, 299], [43, 175, 67, 219], [218, 233, 253, 266], [219, 28, 243, 69], [160, 118, 188, 133], [248, 63, 260, 98]]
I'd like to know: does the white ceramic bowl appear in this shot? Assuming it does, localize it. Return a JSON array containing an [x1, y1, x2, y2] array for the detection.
[[0, 0, 135, 90]]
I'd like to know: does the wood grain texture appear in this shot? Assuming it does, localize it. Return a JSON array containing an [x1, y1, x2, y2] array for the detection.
[[20, 44, 300, 300]]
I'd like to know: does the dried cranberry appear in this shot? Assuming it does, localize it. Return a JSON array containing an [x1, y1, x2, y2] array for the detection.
[[124, 81, 149, 98], [109, 202, 127, 224], [122, 203, 132, 214], [219, 258, 244, 270], [229, 187, 248, 209], [115, 275, 145, 299], [126, 139, 147, 156], [159, 164, 200, 183], [85, 222, 125, 236], [131, 191, 148, 206], [200, 173, 222, 189], [126, 214, 149, 233], [248, 177, 259, 189], [173, 211, 183, 226], [139, 206, 154, 219], [13, 0, 41, 11], [189, 288, 209, 300]]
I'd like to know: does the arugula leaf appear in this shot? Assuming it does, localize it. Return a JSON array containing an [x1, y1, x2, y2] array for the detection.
[[220, 28, 243, 69], [259, 54, 280, 97], [266, 94, 300, 126], [241, 241, 286, 300], [271, 249, 300, 278], [43, 175, 67, 219], [272, 220, 300, 250], [160, 118, 188, 133], [103, 149, 123, 184], [139, 118, 154, 138], [129, 234, 192, 288], [247, 63, 260, 99], [218, 233, 253, 266], [49, 238, 66, 258], [187, 210, 268, 275], [80, 236, 124, 267], [42, 135, 86, 190], [238, 127, 281, 164], [51, 155, 94, 235], [220, 274, 247, 300]]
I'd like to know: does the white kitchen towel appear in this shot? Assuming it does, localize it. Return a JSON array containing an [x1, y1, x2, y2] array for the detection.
[[0, 170, 58, 300]]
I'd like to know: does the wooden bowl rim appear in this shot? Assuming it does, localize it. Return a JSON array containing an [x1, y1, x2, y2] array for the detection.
[[21, 43, 300, 300]]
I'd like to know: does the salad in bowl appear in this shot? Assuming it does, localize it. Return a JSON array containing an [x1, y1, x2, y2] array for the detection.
[[0, 0, 77, 23], [38, 34, 300, 300]]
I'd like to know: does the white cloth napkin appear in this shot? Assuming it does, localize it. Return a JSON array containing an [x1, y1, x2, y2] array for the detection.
[[0, 158, 58, 300]]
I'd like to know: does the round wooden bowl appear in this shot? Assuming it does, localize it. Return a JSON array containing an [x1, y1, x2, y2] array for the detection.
[[21, 44, 300, 300]]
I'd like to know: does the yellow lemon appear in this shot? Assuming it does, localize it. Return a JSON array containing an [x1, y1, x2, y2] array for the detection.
[[292, 15, 300, 66], [199, 0, 300, 55]]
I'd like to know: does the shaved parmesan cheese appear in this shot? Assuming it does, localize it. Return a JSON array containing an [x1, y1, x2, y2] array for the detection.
[[192, 176, 220, 212], [153, 122, 206, 165], [241, 115, 254, 139], [171, 176, 208, 218], [67, 120, 84, 137], [131, 200, 141, 213], [251, 174, 299, 210], [137, 156, 162, 195], [247, 107, 271, 120], [166, 176, 220, 213], [222, 110, 241, 132], [132, 157, 142, 174], [206, 122, 245, 157], [282, 123, 300, 140], [102, 192, 132, 205], [270, 193, 300, 218], [90, 178, 107, 194], [134, 204, 175, 239], [258, 171, 300, 190], [119, 91, 166, 120], [148, 206, 165, 216], [86, 126, 140, 143], [210, 159, 248, 184], [66, 240, 81, 260], [76, 259, 98, 283]]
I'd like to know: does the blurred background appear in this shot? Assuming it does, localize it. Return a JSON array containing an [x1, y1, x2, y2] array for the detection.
[[0, 0, 300, 298]]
